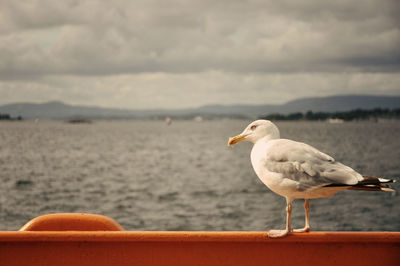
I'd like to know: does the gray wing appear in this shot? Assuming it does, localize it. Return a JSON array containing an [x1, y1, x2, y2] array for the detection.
[[264, 139, 361, 191]]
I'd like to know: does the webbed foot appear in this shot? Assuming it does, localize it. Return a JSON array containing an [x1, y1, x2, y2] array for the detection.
[[292, 227, 310, 233], [268, 229, 290, 238]]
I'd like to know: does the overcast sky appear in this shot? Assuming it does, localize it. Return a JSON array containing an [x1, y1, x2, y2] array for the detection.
[[0, 0, 399, 109]]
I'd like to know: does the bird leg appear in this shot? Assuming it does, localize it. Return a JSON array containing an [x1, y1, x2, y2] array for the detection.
[[268, 198, 292, 238], [293, 199, 310, 233]]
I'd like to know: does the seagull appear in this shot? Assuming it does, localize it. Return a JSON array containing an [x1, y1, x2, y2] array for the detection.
[[228, 120, 395, 238]]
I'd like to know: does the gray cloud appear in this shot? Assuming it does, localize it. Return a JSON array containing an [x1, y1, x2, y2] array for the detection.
[[0, 0, 399, 108]]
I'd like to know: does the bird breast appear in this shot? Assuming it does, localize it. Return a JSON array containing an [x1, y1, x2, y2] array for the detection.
[[250, 140, 302, 197], [250, 140, 268, 176], [250, 140, 281, 188]]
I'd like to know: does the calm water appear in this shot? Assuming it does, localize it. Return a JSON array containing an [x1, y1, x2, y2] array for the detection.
[[0, 120, 399, 231]]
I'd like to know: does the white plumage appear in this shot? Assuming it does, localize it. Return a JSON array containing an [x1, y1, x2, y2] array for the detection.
[[228, 120, 395, 238]]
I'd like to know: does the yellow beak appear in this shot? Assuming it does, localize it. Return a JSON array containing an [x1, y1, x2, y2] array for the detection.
[[228, 134, 246, 146]]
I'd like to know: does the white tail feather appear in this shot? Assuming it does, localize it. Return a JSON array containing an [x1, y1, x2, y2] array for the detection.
[[378, 178, 394, 183]]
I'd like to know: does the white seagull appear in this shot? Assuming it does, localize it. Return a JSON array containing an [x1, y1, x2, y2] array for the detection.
[[228, 120, 395, 238]]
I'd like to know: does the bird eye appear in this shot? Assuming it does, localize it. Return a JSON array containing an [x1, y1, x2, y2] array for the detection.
[[250, 125, 257, 130]]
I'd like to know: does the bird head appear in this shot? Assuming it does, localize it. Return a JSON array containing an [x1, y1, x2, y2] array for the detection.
[[228, 120, 280, 146]]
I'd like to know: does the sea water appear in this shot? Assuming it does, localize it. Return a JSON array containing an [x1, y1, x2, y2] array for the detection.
[[0, 120, 399, 231]]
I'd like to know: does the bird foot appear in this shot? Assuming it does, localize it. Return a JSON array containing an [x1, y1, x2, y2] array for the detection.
[[268, 229, 290, 238], [292, 227, 310, 233]]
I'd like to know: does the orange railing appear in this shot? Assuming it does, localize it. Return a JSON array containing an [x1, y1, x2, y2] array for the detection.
[[0, 213, 399, 266]]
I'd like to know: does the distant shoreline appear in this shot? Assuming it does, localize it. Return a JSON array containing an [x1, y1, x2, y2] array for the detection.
[[0, 113, 22, 121], [1, 108, 400, 122], [1, 95, 400, 120], [260, 108, 400, 121]]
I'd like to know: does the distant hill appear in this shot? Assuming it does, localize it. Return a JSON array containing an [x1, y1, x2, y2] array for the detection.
[[278, 95, 400, 113], [193, 95, 400, 115], [0, 95, 399, 119], [0, 101, 137, 119]]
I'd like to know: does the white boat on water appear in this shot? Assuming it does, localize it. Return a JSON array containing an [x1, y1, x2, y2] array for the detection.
[[194, 116, 203, 122], [327, 118, 344, 124], [165, 116, 172, 125]]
